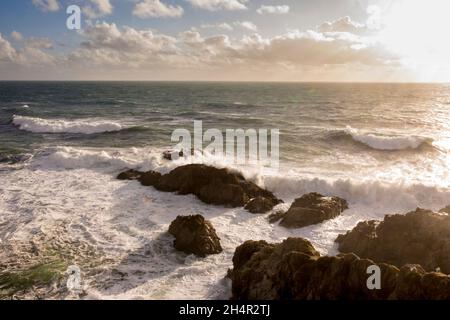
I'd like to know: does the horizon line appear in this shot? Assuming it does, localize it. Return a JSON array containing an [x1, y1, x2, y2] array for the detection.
[[0, 80, 449, 85]]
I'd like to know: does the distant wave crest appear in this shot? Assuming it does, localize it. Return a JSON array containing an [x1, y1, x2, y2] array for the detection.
[[13, 115, 124, 134], [343, 126, 432, 151]]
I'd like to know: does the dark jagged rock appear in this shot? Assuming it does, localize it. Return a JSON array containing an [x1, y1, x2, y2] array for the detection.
[[138, 171, 162, 186], [117, 169, 142, 180], [117, 164, 282, 211], [244, 197, 279, 214], [229, 237, 450, 300], [268, 210, 286, 223], [168, 214, 222, 257], [270, 193, 348, 228], [336, 208, 450, 274]]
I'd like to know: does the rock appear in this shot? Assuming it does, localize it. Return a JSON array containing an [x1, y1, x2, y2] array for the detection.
[[271, 192, 348, 228], [268, 210, 286, 223], [163, 149, 195, 161], [168, 214, 222, 257], [335, 208, 450, 274], [138, 171, 162, 186], [163, 150, 184, 161], [439, 205, 450, 214], [118, 164, 282, 210], [229, 237, 450, 300], [117, 169, 142, 180], [244, 197, 279, 214]]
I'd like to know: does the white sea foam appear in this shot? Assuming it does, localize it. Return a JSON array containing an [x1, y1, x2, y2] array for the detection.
[[13, 115, 123, 134], [2, 146, 450, 299], [345, 126, 429, 150]]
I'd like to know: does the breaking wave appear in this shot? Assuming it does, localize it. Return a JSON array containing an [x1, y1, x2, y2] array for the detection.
[[12, 115, 124, 134], [334, 126, 433, 151]]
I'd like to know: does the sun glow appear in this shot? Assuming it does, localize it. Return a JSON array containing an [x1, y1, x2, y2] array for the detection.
[[377, 0, 450, 82]]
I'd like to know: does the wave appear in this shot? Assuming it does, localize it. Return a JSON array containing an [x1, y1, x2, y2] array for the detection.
[[27, 146, 450, 213], [12, 115, 124, 134], [263, 173, 450, 212], [335, 126, 432, 151]]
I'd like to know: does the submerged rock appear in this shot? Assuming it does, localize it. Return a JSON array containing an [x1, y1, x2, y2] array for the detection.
[[335, 208, 450, 274], [116, 169, 142, 180], [117, 164, 282, 211], [244, 197, 279, 214], [270, 192, 348, 228], [229, 237, 450, 300], [168, 214, 222, 257]]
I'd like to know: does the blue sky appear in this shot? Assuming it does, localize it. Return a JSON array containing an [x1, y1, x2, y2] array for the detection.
[[0, 1, 370, 40], [1, 0, 449, 81]]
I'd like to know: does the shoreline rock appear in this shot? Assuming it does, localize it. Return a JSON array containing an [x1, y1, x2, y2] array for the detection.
[[229, 237, 450, 300], [168, 214, 222, 257], [117, 164, 282, 212], [335, 208, 450, 274], [270, 192, 348, 228]]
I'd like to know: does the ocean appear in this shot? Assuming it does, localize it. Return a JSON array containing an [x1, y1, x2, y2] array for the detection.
[[1, 81, 450, 299]]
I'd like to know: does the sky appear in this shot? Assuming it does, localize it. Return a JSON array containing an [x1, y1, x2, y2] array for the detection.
[[0, 0, 450, 82]]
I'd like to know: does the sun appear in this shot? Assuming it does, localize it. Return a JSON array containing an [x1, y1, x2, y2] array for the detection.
[[377, 0, 450, 82]]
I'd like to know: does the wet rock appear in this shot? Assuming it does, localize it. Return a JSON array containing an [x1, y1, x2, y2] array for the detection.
[[168, 214, 222, 257], [138, 171, 162, 186], [229, 237, 450, 300], [268, 210, 286, 223], [117, 169, 142, 180], [163, 150, 184, 161], [244, 197, 279, 214], [162, 149, 195, 161], [118, 164, 282, 210], [271, 192, 348, 228], [336, 208, 450, 274]]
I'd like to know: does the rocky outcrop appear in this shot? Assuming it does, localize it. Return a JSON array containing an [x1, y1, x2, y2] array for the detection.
[[335, 208, 450, 274], [117, 164, 282, 211], [229, 237, 450, 300], [270, 193, 348, 228], [168, 215, 222, 257]]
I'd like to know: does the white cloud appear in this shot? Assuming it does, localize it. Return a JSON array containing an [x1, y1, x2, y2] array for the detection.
[[186, 0, 248, 11], [31, 0, 60, 12], [0, 17, 401, 80], [257, 5, 289, 15], [318, 16, 368, 35], [201, 22, 234, 31], [0, 32, 55, 66], [234, 21, 257, 32], [11, 31, 24, 42], [83, 0, 113, 18], [0, 33, 17, 61], [133, 0, 184, 18]]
